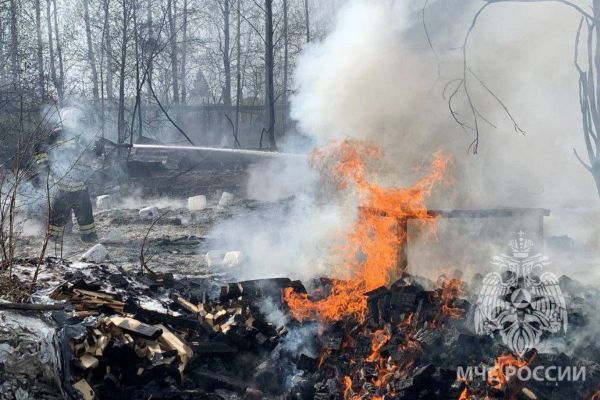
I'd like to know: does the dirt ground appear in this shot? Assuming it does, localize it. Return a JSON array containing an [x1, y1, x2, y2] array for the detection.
[[13, 167, 262, 279]]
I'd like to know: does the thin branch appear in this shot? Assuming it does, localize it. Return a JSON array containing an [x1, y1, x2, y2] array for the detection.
[[224, 113, 241, 148], [240, 11, 265, 43], [574, 17, 585, 74], [139, 210, 170, 276], [251, 0, 266, 14], [574, 148, 593, 171], [445, 79, 475, 132], [148, 78, 196, 146], [468, 68, 525, 135], [421, 0, 440, 79]]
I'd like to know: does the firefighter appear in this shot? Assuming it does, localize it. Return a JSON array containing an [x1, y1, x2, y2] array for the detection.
[[34, 126, 98, 243]]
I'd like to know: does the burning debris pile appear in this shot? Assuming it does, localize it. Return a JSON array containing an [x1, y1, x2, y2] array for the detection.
[[291, 271, 600, 400], [5, 258, 599, 400]]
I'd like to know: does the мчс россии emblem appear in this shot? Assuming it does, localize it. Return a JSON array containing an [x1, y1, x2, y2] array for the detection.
[[474, 232, 568, 355]]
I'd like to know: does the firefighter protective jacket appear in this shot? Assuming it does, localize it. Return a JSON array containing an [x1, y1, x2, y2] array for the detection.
[[34, 130, 97, 192]]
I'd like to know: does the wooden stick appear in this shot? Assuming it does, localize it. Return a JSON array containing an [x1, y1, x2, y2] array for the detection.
[[0, 302, 64, 311]]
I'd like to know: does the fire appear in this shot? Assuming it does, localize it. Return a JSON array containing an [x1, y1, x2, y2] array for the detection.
[[487, 354, 527, 390], [458, 388, 470, 400], [284, 140, 449, 322], [343, 376, 353, 399], [367, 324, 391, 362], [435, 277, 465, 323]]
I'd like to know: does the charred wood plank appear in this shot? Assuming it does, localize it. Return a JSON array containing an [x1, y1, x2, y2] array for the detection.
[[192, 370, 248, 393], [191, 341, 237, 356], [124, 300, 213, 335], [109, 316, 163, 340], [0, 302, 65, 311], [219, 278, 306, 301]]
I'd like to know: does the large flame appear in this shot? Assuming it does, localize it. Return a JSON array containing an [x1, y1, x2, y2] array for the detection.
[[487, 354, 528, 390], [284, 139, 449, 322]]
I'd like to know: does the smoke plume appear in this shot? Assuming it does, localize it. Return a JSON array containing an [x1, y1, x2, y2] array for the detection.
[[210, 0, 600, 285]]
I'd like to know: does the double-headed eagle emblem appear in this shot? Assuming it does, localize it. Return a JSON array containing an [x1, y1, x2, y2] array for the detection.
[[474, 231, 568, 355]]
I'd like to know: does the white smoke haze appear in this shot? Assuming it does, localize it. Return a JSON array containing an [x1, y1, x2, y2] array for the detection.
[[245, 156, 318, 202], [209, 186, 355, 281], [291, 0, 589, 208], [118, 188, 188, 210], [207, 0, 600, 286]]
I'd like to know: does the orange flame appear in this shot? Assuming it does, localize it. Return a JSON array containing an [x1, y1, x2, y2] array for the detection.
[[367, 324, 392, 362], [343, 376, 353, 399], [458, 388, 470, 400], [487, 354, 527, 390], [284, 140, 449, 322], [434, 277, 465, 324]]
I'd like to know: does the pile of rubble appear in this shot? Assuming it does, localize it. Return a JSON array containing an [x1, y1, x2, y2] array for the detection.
[[293, 272, 600, 400], [45, 264, 308, 399], [2, 257, 600, 399]]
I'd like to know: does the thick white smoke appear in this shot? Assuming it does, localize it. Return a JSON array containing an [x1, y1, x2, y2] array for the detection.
[[210, 0, 600, 284], [290, 0, 591, 208], [209, 155, 355, 281]]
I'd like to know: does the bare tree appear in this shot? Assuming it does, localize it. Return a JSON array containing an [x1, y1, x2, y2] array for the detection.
[[35, 0, 45, 99], [0, 0, 316, 152], [282, 0, 289, 133], [53, 0, 65, 97], [304, 0, 310, 43], [9, 0, 19, 82], [145, 0, 154, 105], [118, 0, 131, 144], [574, 0, 600, 195], [83, 0, 100, 102], [167, 0, 179, 104], [103, 0, 115, 100], [222, 0, 232, 109], [181, 0, 188, 104], [234, 0, 243, 141], [264, 0, 276, 149], [133, 0, 143, 136], [46, 0, 60, 99]]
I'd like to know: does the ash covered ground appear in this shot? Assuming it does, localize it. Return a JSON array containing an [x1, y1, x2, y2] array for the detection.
[[15, 168, 256, 276]]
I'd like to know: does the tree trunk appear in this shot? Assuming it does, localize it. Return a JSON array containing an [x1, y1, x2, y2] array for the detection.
[[234, 0, 242, 143], [35, 0, 45, 99], [167, 0, 179, 104], [46, 0, 59, 99], [589, 0, 600, 195], [118, 0, 129, 144], [181, 0, 188, 104], [264, 0, 275, 149], [282, 0, 288, 134], [9, 0, 19, 83], [103, 0, 114, 100], [146, 0, 153, 106], [0, 17, 5, 80], [223, 0, 232, 108], [304, 0, 310, 43], [133, 0, 143, 137], [53, 0, 65, 98], [83, 0, 100, 102]]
